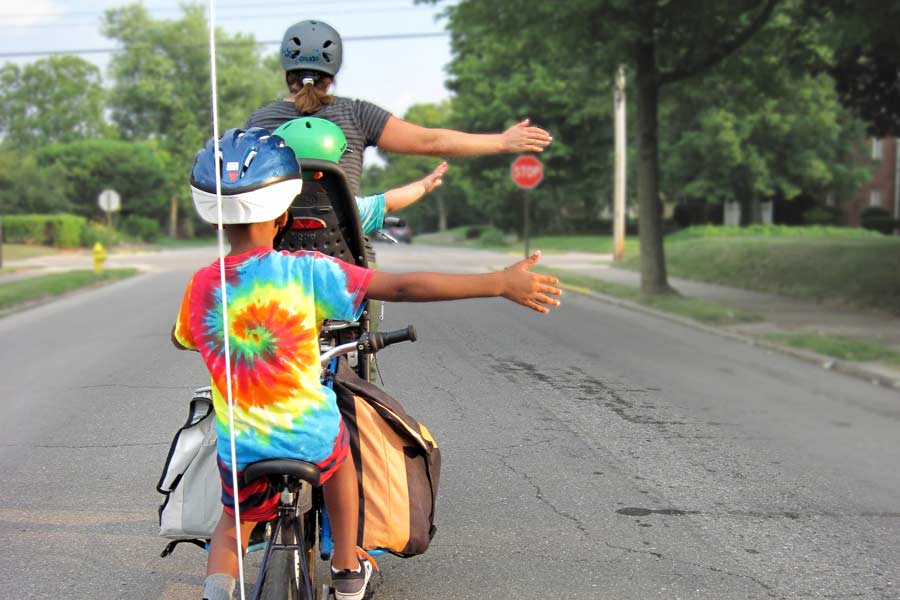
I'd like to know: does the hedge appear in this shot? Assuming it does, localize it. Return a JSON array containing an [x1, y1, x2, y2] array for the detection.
[[2, 214, 87, 247], [667, 224, 881, 241]]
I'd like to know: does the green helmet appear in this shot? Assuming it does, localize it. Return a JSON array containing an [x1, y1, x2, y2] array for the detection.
[[273, 117, 348, 164]]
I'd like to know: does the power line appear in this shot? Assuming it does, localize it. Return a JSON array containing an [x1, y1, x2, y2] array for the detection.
[[1, 6, 424, 30], [0, 31, 449, 59], [0, 0, 385, 19]]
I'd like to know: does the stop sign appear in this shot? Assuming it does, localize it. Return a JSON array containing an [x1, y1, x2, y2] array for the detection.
[[511, 155, 544, 189]]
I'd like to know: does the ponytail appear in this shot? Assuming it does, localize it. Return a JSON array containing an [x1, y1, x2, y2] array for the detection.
[[286, 71, 335, 115]]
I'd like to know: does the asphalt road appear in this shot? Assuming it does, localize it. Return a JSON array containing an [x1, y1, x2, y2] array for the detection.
[[1, 244, 898, 600]]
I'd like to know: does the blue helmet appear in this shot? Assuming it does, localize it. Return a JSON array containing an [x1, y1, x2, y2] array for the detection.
[[190, 127, 303, 224]]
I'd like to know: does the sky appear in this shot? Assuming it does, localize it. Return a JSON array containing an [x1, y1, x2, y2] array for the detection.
[[0, 0, 456, 119]]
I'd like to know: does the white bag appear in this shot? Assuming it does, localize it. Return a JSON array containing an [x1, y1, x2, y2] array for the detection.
[[157, 387, 221, 552]]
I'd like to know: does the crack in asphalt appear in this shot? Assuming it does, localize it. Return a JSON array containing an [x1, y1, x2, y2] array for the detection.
[[605, 540, 663, 559], [687, 562, 779, 598], [484, 446, 588, 537], [607, 541, 780, 598], [429, 383, 466, 423]]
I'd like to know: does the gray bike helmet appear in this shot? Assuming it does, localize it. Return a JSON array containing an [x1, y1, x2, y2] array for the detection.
[[280, 20, 343, 77]]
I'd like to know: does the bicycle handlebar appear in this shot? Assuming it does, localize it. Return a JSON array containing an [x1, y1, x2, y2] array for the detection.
[[367, 325, 417, 353], [319, 325, 417, 365]]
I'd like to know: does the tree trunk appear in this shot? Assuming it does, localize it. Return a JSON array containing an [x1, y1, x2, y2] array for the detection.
[[634, 2, 673, 294], [168, 195, 178, 238], [437, 196, 448, 232]]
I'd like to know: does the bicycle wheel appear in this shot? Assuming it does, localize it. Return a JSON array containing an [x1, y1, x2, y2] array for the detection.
[[259, 519, 301, 600]]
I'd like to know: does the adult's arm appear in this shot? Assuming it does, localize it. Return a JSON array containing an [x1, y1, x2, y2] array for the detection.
[[376, 116, 551, 157]]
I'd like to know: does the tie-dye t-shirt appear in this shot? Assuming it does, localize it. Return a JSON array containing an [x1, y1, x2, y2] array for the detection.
[[174, 247, 372, 470]]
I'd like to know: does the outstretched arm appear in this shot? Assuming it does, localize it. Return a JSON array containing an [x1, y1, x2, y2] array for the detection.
[[377, 116, 552, 157], [383, 161, 448, 213], [366, 251, 561, 314]]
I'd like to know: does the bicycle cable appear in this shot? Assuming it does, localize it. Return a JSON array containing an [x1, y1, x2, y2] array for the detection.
[[206, 0, 248, 597]]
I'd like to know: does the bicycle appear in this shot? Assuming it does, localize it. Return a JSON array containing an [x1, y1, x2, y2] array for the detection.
[[247, 325, 417, 600]]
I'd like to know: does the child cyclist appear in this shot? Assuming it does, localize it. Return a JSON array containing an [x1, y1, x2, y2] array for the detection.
[[173, 128, 561, 600], [273, 116, 446, 236]]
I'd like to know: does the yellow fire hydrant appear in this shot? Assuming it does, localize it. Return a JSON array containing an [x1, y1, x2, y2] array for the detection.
[[93, 242, 107, 274]]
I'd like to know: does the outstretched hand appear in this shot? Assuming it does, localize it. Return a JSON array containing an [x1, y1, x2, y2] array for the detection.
[[501, 251, 562, 314], [502, 119, 552, 153], [420, 161, 448, 194]]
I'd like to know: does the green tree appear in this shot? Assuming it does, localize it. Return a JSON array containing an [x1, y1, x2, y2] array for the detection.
[[659, 9, 871, 222], [435, 0, 614, 237], [36, 139, 171, 222], [0, 56, 107, 147], [425, 0, 785, 293], [102, 2, 282, 234], [0, 152, 71, 214], [821, 0, 900, 136]]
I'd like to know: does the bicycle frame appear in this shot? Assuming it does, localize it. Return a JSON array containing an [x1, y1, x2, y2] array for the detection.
[[251, 478, 317, 599]]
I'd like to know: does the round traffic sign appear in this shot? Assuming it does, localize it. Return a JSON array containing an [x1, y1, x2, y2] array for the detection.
[[511, 155, 544, 189], [98, 189, 121, 212]]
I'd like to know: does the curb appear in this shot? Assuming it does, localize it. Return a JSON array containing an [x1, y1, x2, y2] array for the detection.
[[556, 281, 900, 393]]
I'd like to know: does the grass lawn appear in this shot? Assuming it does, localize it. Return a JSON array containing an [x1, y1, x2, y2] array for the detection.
[[535, 266, 761, 326], [621, 232, 900, 315], [0, 269, 138, 312], [504, 234, 640, 255], [417, 226, 640, 255], [2, 243, 62, 261], [765, 333, 900, 365]]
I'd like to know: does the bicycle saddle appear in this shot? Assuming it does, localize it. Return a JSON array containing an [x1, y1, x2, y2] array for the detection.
[[242, 459, 321, 487]]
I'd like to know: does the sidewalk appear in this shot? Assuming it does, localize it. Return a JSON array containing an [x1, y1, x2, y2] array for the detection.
[[537, 251, 900, 390]]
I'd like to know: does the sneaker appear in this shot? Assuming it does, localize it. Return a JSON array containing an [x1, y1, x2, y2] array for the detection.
[[331, 556, 373, 600]]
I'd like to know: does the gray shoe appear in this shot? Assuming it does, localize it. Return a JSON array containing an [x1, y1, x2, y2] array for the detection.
[[332, 556, 372, 600]]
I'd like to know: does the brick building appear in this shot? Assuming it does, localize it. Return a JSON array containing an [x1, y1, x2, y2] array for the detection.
[[845, 137, 899, 226]]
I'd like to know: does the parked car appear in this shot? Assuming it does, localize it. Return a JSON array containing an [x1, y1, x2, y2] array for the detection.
[[378, 222, 413, 243]]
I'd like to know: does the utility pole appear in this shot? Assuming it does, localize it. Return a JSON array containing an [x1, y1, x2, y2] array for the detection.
[[613, 65, 627, 261], [894, 137, 900, 233]]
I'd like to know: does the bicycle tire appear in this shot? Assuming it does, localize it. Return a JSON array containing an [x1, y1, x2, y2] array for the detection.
[[259, 547, 300, 600], [260, 517, 303, 600]]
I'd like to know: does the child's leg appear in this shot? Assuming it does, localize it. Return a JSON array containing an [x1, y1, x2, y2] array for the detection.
[[323, 452, 360, 570], [203, 511, 256, 599], [207, 510, 257, 576]]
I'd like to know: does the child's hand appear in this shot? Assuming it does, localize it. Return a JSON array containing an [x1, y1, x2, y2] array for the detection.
[[500, 251, 562, 314], [419, 161, 448, 194]]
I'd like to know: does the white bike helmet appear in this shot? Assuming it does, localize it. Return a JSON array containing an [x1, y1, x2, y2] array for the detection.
[[190, 128, 302, 224]]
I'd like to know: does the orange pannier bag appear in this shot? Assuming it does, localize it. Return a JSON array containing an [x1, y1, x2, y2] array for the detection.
[[332, 359, 440, 557]]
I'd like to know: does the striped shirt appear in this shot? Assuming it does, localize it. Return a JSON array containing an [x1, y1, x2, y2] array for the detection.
[[245, 97, 392, 196]]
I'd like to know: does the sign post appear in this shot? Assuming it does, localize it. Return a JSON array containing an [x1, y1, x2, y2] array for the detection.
[[97, 189, 121, 228], [511, 155, 544, 258], [613, 65, 627, 261]]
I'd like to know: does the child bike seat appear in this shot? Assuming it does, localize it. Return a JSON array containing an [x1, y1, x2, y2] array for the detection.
[[242, 459, 322, 487], [276, 158, 369, 269]]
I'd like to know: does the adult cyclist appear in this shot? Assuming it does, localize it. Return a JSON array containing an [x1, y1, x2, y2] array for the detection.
[[245, 19, 552, 196]]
